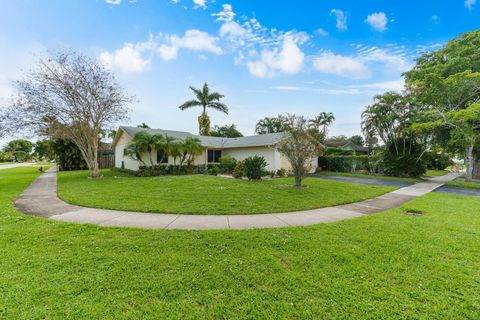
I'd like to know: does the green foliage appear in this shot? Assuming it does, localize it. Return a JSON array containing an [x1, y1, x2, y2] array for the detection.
[[179, 82, 228, 135], [255, 115, 287, 134], [423, 152, 453, 170], [218, 156, 237, 174], [232, 160, 245, 179], [3, 168, 480, 318], [207, 165, 219, 176], [3, 139, 33, 161], [210, 124, 243, 138], [52, 139, 87, 171], [383, 139, 427, 177], [349, 135, 365, 146], [318, 155, 382, 173], [33, 140, 55, 160], [309, 112, 336, 136], [276, 168, 286, 177], [0, 151, 14, 162], [244, 155, 267, 180]]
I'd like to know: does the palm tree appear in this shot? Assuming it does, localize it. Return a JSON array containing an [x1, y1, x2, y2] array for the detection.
[[255, 116, 287, 134], [124, 131, 165, 167], [181, 137, 203, 166], [179, 82, 228, 136], [313, 112, 336, 136]]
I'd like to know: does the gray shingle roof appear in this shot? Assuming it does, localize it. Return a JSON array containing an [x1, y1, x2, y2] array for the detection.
[[117, 126, 286, 149]]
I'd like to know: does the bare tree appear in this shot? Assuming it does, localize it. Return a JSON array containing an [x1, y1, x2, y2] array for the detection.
[[1, 52, 132, 177], [276, 115, 323, 187]]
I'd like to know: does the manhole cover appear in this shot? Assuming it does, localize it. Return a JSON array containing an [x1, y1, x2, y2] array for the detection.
[[404, 210, 423, 217]]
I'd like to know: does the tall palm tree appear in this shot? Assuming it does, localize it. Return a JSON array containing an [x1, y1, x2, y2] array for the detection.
[[179, 82, 228, 136], [316, 112, 336, 136]]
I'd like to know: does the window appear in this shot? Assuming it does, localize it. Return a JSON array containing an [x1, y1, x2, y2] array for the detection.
[[157, 150, 168, 164], [208, 149, 222, 163]]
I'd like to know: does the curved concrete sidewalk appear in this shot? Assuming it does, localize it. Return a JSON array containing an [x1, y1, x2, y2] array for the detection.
[[13, 167, 458, 230]]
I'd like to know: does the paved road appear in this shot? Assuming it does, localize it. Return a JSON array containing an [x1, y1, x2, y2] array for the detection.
[[13, 168, 457, 230], [0, 163, 36, 170], [434, 185, 480, 197]]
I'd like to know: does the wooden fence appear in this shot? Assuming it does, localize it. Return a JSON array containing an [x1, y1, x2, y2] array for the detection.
[[99, 155, 115, 169]]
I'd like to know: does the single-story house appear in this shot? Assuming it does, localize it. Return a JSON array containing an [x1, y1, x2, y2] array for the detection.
[[112, 126, 318, 172]]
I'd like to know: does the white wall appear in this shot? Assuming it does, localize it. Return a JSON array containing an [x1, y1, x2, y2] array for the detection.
[[223, 147, 278, 171]]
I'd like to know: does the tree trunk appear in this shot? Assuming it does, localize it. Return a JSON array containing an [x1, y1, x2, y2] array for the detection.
[[465, 145, 474, 182], [473, 149, 480, 179], [294, 174, 302, 187]]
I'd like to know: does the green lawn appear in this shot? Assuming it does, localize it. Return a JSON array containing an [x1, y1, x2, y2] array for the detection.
[[426, 170, 450, 176], [57, 170, 395, 215], [320, 171, 421, 182], [0, 162, 14, 165], [2, 167, 480, 318], [448, 180, 480, 189]]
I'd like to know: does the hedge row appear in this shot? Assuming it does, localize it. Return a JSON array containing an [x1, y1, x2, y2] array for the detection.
[[318, 155, 384, 173]]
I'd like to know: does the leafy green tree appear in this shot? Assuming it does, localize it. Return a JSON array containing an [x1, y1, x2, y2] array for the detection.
[[179, 83, 228, 136], [349, 135, 365, 147], [404, 30, 480, 177], [33, 140, 55, 160], [413, 104, 480, 181], [211, 124, 243, 138], [3, 139, 33, 162], [52, 139, 87, 171]]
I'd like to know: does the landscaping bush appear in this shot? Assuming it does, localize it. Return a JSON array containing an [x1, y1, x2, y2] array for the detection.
[[111, 167, 136, 176], [383, 140, 427, 177], [134, 165, 200, 177], [276, 168, 286, 177], [208, 166, 219, 176], [317, 155, 370, 173], [244, 155, 267, 180], [233, 160, 245, 179], [218, 156, 237, 174], [424, 152, 454, 170]]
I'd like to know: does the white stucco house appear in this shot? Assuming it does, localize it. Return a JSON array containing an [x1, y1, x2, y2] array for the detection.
[[112, 126, 318, 172]]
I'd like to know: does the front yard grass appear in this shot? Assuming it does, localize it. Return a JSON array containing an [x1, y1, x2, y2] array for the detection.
[[57, 169, 395, 215], [448, 180, 480, 189], [2, 166, 480, 318], [426, 169, 450, 176]]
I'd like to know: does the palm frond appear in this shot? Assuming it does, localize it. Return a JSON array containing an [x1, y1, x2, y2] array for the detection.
[[179, 99, 202, 110], [208, 92, 224, 101], [208, 102, 229, 114]]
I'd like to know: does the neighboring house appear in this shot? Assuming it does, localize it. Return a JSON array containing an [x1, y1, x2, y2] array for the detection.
[[324, 140, 368, 154], [112, 126, 317, 172]]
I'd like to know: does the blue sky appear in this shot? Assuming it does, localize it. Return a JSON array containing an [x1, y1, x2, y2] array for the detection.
[[0, 0, 479, 140]]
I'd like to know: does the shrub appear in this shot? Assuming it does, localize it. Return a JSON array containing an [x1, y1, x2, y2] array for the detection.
[[383, 140, 427, 177], [244, 155, 267, 180], [218, 156, 237, 174], [276, 168, 286, 177], [208, 166, 219, 176], [233, 161, 245, 179], [269, 170, 276, 178]]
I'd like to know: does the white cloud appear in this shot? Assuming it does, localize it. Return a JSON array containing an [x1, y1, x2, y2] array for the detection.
[[192, 0, 206, 9], [349, 79, 405, 92], [431, 15, 440, 24], [465, 0, 476, 9], [100, 38, 153, 73], [105, 0, 121, 4], [212, 4, 235, 22], [316, 28, 329, 37], [246, 34, 306, 78], [365, 12, 388, 32], [330, 9, 347, 31], [313, 51, 369, 78], [158, 29, 222, 60], [357, 46, 412, 73]]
